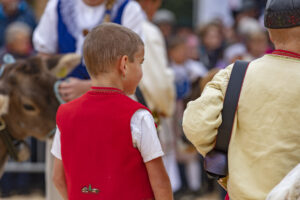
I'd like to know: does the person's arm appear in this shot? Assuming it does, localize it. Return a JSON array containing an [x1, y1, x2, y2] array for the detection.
[[182, 64, 233, 156], [131, 109, 173, 199], [121, 1, 146, 39], [52, 157, 68, 200], [139, 23, 175, 117], [145, 157, 173, 200], [33, 0, 58, 54]]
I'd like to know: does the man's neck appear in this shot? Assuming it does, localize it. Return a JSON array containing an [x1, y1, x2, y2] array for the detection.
[[275, 42, 300, 55]]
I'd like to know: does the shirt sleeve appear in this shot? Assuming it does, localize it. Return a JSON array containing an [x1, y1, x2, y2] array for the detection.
[[121, 1, 145, 40], [131, 109, 164, 163], [139, 22, 175, 117], [51, 127, 62, 160], [33, 0, 58, 54], [182, 64, 233, 156]]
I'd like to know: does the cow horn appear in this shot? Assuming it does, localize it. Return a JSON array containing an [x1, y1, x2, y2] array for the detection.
[[49, 53, 81, 78], [0, 95, 9, 116]]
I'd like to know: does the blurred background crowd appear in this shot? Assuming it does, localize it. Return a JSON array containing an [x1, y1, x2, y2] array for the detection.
[[0, 0, 270, 199]]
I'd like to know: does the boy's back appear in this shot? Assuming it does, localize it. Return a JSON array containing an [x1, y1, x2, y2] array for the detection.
[[52, 23, 173, 200], [57, 87, 154, 200]]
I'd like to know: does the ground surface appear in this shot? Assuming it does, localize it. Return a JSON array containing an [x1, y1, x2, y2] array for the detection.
[[2, 192, 220, 200]]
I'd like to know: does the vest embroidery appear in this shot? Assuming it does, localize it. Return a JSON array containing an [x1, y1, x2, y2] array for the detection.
[[81, 184, 100, 194]]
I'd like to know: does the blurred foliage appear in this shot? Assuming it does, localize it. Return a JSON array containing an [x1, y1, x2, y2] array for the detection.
[[161, 0, 194, 27]]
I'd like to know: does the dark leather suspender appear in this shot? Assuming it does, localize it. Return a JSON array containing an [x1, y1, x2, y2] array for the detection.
[[204, 60, 249, 179]]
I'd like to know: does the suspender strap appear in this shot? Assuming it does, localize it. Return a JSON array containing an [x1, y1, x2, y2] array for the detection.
[[215, 60, 250, 152], [203, 60, 249, 179], [135, 86, 148, 107]]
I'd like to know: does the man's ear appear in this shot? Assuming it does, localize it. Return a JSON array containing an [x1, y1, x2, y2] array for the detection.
[[119, 55, 129, 77]]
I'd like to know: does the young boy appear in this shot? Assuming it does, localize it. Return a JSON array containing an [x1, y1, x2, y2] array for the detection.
[[51, 23, 173, 200], [35, 1, 146, 199]]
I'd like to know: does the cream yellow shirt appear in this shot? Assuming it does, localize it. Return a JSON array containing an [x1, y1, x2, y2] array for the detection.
[[183, 53, 300, 200]]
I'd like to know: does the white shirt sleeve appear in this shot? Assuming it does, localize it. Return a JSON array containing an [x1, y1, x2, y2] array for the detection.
[[51, 109, 164, 162], [33, 0, 58, 54], [121, 1, 145, 40], [51, 127, 62, 160], [131, 109, 164, 163]]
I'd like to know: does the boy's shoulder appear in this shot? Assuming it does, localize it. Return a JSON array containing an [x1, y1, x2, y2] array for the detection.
[[57, 92, 149, 114], [120, 94, 150, 112], [57, 93, 87, 116]]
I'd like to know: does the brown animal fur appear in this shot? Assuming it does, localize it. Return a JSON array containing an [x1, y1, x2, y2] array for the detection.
[[0, 54, 80, 176]]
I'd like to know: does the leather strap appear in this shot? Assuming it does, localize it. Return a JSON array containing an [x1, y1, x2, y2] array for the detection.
[[135, 86, 148, 107], [0, 129, 19, 161], [215, 60, 249, 152]]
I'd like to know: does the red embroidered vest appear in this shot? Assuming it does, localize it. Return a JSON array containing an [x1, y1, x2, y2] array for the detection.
[[56, 87, 154, 200]]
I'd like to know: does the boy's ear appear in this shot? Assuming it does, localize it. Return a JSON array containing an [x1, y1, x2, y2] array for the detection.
[[119, 55, 129, 77]]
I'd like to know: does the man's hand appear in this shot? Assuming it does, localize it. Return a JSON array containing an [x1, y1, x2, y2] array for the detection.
[[59, 78, 91, 102]]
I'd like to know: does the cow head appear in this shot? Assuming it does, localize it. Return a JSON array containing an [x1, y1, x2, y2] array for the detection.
[[0, 54, 80, 175]]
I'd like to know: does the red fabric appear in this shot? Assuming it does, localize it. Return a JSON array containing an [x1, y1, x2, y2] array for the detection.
[[225, 194, 230, 200], [57, 87, 154, 200], [271, 49, 300, 59]]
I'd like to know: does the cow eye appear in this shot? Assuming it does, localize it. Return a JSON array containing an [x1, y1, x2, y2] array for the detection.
[[23, 104, 36, 111]]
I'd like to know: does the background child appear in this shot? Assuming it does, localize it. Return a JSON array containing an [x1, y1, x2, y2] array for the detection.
[[51, 23, 173, 200], [167, 36, 207, 196], [0, 22, 33, 62]]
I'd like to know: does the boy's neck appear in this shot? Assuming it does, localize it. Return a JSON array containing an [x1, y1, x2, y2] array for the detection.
[[91, 73, 124, 91]]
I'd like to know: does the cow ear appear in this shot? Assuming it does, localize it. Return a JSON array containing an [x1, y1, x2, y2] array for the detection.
[[21, 57, 43, 74], [0, 94, 9, 116], [45, 54, 81, 78]]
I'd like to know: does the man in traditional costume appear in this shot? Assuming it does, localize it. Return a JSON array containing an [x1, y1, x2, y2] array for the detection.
[[183, 0, 300, 199]]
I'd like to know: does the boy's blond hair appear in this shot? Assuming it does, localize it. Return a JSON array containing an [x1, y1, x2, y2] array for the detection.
[[83, 23, 144, 77]]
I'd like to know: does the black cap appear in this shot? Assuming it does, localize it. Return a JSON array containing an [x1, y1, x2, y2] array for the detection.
[[264, 0, 300, 29]]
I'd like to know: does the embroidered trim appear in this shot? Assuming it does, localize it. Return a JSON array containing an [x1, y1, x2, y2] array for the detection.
[[271, 49, 300, 60], [90, 87, 124, 95]]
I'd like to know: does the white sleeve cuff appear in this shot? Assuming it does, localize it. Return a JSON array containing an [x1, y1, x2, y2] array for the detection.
[[143, 151, 164, 163], [50, 127, 62, 160]]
